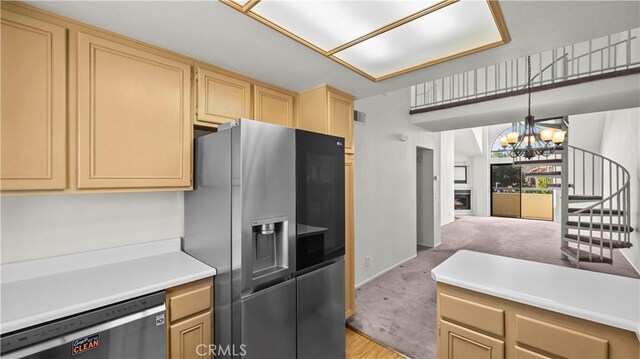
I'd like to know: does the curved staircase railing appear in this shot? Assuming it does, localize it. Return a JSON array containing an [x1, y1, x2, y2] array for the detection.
[[562, 145, 633, 265]]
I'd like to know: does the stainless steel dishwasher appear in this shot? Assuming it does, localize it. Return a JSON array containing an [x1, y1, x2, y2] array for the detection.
[[0, 291, 166, 359]]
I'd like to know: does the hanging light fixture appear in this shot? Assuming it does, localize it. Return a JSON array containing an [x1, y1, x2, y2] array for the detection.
[[499, 56, 566, 159]]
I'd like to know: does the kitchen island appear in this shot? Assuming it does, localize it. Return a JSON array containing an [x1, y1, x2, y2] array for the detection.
[[431, 250, 639, 359]]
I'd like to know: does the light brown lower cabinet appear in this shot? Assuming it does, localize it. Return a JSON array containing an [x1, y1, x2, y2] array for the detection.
[[439, 320, 504, 359], [514, 346, 552, 359], [437, 283, 639, 359], [170, 312, 213, 359], [167, 277, 214, 359]]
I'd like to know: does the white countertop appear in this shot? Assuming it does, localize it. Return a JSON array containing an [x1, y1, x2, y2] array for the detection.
[[431, 250, 640, 338], [1, 238, 216, 334]]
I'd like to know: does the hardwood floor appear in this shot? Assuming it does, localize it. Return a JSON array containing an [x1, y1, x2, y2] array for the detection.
[[346, 328, 405, 359]]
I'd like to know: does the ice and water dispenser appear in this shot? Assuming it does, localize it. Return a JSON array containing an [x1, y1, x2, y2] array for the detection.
[[250, 216, 289, 279]]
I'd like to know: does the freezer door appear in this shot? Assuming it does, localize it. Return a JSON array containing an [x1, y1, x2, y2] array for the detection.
[[240, 279, 296, 359], [5, 305, 166, 359], [297, 260, 346, 359]]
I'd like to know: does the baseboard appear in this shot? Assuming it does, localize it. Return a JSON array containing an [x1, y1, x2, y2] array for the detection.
[[419, 241, 441, 248], [417, 240, 441, 248], [355, 254, 417, 288], [619, 248, 640, 276]]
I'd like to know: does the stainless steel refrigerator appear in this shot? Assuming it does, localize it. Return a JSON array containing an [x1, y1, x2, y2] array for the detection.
[[184, 119, 345, 359]]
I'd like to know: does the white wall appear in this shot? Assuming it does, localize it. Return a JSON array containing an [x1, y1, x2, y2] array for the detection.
[[473, 127, 491, 217], [451, 126, 492, 217], [598, 108, 640, 271], [569, 112, 606, 152], [354, 87, 441, 286], [440, 131, 455, 225], [1, 192, 184, 263]]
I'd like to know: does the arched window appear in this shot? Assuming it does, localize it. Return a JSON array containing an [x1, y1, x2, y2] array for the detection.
[[491, 127, 515, 159], [490, 124, 548, 159]]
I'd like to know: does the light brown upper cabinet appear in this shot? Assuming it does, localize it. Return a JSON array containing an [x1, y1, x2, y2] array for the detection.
[[1, 10, 67, 191], [298, 85, 354, 154], [195, 67, 251, 127], [328, 91, 354, 154], [253, 85, 295, 128], [76, 32, 192, 189]]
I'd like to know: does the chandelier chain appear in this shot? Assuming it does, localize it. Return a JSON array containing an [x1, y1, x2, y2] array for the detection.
[[527, 56, 531, 118], [499, 55, 565, 159]]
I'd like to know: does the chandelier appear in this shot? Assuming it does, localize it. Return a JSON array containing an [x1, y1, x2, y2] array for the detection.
[[499, 56, 566, 159]]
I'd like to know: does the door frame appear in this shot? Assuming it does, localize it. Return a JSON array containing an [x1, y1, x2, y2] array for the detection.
[[490, 163, 554, 221], [417, 146, 437, 247], [490, 163, 522, 218]]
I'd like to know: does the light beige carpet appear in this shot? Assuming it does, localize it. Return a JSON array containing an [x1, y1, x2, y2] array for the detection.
[[347, 216, 638, 359]]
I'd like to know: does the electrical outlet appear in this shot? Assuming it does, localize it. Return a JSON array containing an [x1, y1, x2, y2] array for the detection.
[[365, 256, 371, 267]]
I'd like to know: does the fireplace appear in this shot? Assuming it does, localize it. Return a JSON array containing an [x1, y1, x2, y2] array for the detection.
[[455, 190, 471, 210]]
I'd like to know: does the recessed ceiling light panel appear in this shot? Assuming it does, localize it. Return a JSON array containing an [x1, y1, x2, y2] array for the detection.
[[222, 0, 510, 81], [251, 0, 441, 51], [333, 0, 502, 79]]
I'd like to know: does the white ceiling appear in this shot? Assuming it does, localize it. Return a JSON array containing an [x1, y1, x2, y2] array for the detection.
[[28, 1, 640, 100]]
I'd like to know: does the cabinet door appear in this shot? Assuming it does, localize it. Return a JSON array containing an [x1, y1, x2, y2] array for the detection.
[[253, 85, 294, 127], [439, 320, 504, 359], [514, 346, 551, 359], [196, 68, 251, 126], [167, 278, 213, 323], [1, 11, 66, 191], [345, 155, 355, 318], [77, 33, 192, 189], [328, 91, 354, 154], [515, 315, 608, 359], [169, 311, 212, 359], [297, 87, 328, 134]]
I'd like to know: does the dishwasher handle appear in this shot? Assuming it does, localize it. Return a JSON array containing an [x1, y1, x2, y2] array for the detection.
[[3, 304, 165, 359]]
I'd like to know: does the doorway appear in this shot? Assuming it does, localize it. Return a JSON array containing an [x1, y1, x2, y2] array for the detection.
[[417, 147, 436, 247], [490, 164, 554, 221]]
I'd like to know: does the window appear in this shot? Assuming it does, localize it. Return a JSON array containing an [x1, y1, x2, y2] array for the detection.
[[454, 166, 467, 184]]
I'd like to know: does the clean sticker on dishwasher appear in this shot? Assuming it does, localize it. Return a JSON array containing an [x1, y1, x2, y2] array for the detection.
[[72, 334, 100, 356]]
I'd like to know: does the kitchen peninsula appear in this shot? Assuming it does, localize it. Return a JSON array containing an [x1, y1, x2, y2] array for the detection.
[[432, 251, 640, 359]]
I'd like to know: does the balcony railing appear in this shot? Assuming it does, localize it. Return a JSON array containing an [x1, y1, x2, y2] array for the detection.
[[410, 28, 640, 111]]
